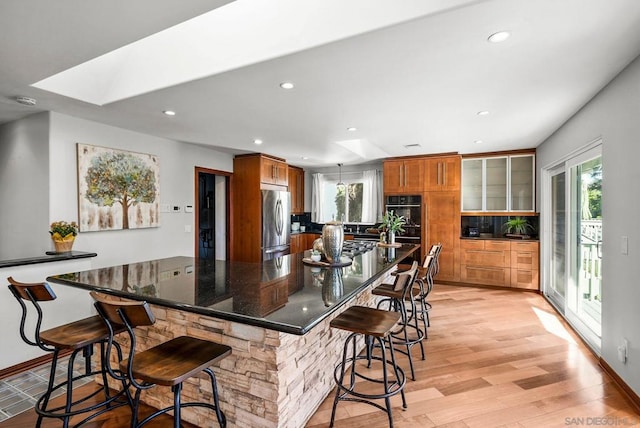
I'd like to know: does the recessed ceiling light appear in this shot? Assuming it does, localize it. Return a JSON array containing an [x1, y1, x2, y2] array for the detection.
[[477, 111, 489, 116], [163, 110, 176, 116], [279, 82, 294, 89], [488, 31, 510, 43], [302, 156, 309, 160], [347, 127, 357, 132], [474, 140, 483, 144], [253, 139, 263, 145]]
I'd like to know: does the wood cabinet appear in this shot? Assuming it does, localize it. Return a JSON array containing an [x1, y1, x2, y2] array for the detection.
[[290, 234, 304, 254], [288, 166, 305, 214], [383, 155, 461, 277], [261, 156, 288, 186], [305, 233, 321, 250], [510, 241, 539, 289], [425, 191, 460, 282], [460, 240, 510, 286], [232, 153, 289, 262], [461, 152, 535, 213], [460, 239, 539, 289], [233, 276, 288, 317], [383, 158, 425, 193], [425, 156, 460, 191]]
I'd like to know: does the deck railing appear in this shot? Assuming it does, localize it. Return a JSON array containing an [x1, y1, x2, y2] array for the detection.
[[580, 219, 602, 303]]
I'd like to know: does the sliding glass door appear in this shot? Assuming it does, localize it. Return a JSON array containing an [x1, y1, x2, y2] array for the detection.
[[544, 144, 602, 351], [547, 165, 566, 310]]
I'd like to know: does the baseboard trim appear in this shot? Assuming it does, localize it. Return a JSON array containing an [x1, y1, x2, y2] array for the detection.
[[0, 349, 71, 380], [438, 280, 539, 293], [599, 358, 640, 414]]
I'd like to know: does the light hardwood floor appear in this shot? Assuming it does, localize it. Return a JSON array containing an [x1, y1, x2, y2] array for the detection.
[[307, 284, 639, 427], [1, 284, 638, 427]]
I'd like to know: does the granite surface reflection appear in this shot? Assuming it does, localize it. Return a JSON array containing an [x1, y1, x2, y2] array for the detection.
[[48, 245, 418, 335]]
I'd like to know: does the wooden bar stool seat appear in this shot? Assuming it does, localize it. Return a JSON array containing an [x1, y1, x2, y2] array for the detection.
[[91, 292, 231, 428], [7, 277, 130, 428], [126, 336, 230, 386], [329, 306, 407, 428]]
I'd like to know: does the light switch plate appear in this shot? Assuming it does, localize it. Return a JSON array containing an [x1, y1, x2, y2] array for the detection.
[[622, 236, 628, 255]]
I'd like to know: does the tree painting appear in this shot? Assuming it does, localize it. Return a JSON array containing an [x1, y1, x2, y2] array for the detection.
[[77, 144, 159, 231]]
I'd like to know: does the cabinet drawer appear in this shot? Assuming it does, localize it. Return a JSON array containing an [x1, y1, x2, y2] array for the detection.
[[485, 241, 510, 251], [510, 249, 539, 270], [510, 241, 538, 252], [510, 268, 539, 290], [460, 240, 485, 250], [461, 266, 510, 286], [461, 249, 509, 267]]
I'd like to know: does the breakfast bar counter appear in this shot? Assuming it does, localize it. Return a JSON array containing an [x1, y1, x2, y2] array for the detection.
[[47, 244, 418, 427]]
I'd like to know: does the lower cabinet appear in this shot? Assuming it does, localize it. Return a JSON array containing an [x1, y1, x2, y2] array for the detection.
[[460, 239, 539, 290], [510, 241, 539, 289], [460, 240, 510, 286], [290, 234, 304, 254], [233, 277, 288, 317]]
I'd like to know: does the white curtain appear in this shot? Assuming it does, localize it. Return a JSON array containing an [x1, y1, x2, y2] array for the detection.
[[311, 173, 324, 222], [361, 169, 381, 223]]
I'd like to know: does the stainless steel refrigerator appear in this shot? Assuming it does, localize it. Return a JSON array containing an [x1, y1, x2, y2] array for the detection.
[[261, 189, 291, 260]]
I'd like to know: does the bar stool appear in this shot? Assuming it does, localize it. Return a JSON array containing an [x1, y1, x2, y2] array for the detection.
[[395, 244, 441, 333], [7, 277, 130, 428], [418, 243, 441, 330], [329, 306, 407, 428], [91, 292, 231, 428], [372, 261, 424, 381]]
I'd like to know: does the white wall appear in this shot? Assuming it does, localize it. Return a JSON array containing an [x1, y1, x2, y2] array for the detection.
[[49, 112, 234, 268], [0, 112, 235, 370], [0, 258, 95, 370], [0, 113, 50, 259], [537, 55, 640, 394]]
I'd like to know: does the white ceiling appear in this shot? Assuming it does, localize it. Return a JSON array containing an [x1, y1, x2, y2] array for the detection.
[[2, 0, 640, 168]]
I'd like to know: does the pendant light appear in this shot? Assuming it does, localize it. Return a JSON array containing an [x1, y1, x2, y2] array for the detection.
[[336, 163, 345, 190]]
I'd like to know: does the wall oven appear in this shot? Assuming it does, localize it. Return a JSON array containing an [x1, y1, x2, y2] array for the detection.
[[385, 195, 422, 261]]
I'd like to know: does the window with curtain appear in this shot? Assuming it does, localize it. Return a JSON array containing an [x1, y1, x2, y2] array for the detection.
[[311, 170, 381, 223]]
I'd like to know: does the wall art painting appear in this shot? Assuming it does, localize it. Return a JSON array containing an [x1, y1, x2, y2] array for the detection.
[[77, 143, 160, 231]]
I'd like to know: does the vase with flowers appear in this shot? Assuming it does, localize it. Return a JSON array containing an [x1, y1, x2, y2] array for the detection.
[[50, 220, 78, 253], [379, 210, 406, 244]]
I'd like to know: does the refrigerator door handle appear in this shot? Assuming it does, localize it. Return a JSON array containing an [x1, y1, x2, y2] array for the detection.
[[275, 199, 283, 236]]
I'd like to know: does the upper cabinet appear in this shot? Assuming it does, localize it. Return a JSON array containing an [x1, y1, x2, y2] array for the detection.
[[425, 156, 461, 191], [288, 166, 305, 214], [383, 158, 425, 193], [461, 152, 535, 213], [261, 156, 288, 186]]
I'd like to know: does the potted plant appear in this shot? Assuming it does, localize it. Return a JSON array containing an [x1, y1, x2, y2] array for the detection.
[[49, 220, 78, 252], [379, 210, 406, 244], [502, 217, 533, 238], [310, 249, 322, 262]]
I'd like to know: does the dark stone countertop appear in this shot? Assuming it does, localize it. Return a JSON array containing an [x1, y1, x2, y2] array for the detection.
[[0, 251, 97, 269], [47, 245, 418, 335]]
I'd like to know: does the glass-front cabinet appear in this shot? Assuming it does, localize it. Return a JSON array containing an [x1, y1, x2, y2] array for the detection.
[[510, 155, 534, 211], [462, 153, 534, 212]]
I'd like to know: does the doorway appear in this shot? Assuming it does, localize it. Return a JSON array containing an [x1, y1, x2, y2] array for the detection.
[[543, 142, 602, 352], [195, 167, 230, 260]]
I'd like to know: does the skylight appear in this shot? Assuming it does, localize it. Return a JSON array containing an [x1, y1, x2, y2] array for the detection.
[[32, 0, 478, 105]]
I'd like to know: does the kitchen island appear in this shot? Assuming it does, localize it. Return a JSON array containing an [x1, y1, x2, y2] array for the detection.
[[47, 244, 418, 427]]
